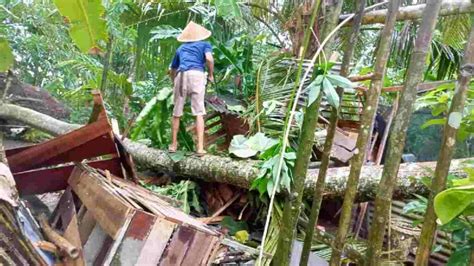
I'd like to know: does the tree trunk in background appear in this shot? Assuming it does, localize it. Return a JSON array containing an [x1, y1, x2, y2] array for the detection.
[[366, 1, 444, 264], [414, 21, 474, 266], [0, 103, 471, 199], [300, 0, 366, 264], [329, 1, 401, 265], [274, 1, 343, 264], [341, 0, 473, 26]]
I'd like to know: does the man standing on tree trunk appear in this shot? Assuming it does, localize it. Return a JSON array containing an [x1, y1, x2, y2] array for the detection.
[[168, 21, 214, 156]]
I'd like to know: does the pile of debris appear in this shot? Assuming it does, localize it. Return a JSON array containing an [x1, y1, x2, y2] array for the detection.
[[0, 92, 256, 265]]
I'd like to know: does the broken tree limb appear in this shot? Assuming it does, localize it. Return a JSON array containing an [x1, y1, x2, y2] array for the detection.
[[0, 103, 471, 200], [38, 213, 80, 259], [341, 0, 474, 26]]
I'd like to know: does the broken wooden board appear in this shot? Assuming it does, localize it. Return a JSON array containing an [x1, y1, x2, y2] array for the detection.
[[112, 210, 176, 265], [49, 188, 84, 266], [14, 158, 123, 196], [6, 90, 138, 196], [68, 166, 135, 240], [67, 164, 222, 265]]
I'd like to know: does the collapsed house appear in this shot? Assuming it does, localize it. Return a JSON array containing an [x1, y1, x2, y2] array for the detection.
[[0, 92, 242, 265]]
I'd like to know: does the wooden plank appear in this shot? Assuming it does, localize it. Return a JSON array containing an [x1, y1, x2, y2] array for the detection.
[[68, 167, 134, 239], [58, 190, 85, 266], [36, 134, 117, 169], [160, 226, 196, 266], [83, 225, 109, 265], [14, 158, 123, 196], [112, 211, 176, 265], [181, 231, 217, 266], [8, 119, 112, 173], [135, 218, 176, 265], [6, 134, 117, 171], [78, 210, 96, 246]]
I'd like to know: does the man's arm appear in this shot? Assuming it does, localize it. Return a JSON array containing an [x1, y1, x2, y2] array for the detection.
[[205, 52, 214, 83], [170, 51, 179, 83], [169, 68, 177, 81]]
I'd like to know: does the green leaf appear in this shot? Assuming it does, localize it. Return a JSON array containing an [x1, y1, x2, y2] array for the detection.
[[227, 104, 246, 113], [215, 0, 242, 20], [432, 244, 443, 254], [434, 185, 474, 224], [421, 118, 446, 129], [446, 245, 470, 266], [229, 133, 278, 158], [0, 38, 13, 72], [266, 178, 274, 195], [150, 25, 182, 41], [247, 133, 278, 151], [234, 230, 249, 243], [54, 0, 108, 53], [307, 79, 321, 107], [229, 135, 256, 158], [322, 77, 339, 109], [432, 104, 447, 116], [220, 216, 248, 235], [263, 100, 281, 115], [326, 74, 354, 89], [169, 151, 186, 162]]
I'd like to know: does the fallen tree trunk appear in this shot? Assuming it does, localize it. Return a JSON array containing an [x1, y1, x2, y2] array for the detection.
[[0, 103, 470, 200], [341, 0, 474, 26]]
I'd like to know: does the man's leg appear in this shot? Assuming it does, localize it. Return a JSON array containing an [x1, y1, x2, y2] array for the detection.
[[170, 71, 185, 152], [170, 116, 180, 151], [196, 115, 205, 153]]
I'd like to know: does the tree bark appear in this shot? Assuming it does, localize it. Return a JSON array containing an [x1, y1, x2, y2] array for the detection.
[[414, 21, 474, 266], [301, 1, 366, 264], [0, 103, 471, 200], [274, 1, 343, 264], [366, 1, 444, 265], [330, 1, 401, 265], [341, 0, 474, 26]]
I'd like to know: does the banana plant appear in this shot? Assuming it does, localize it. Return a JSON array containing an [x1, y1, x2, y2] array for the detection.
[[433, 166, 474, 266]]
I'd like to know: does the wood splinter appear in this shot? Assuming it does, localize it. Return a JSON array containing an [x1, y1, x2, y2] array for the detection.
[[37, 213, 80, 259]]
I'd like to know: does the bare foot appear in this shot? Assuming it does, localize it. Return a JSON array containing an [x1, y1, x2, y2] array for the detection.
[[168, 145, 177, 153], [196, 150, 207, 157]]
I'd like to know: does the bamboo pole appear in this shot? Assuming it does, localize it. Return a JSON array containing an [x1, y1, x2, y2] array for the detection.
[[366, 1, 444, 264], [414, 21, 474, 266], [270, 1, 324, 263], [38, 214, 80, 259], [300, 0, 366, 264], [273, 1, 343, 264], [329, 1, 401, 265]]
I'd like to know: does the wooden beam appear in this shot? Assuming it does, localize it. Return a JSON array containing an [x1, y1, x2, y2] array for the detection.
[[14, 158, 123, 196], [8, 118, 112, 173], [341, 0, 474, 26]]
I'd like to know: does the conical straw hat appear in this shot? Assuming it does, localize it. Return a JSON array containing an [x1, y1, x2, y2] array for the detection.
[[177, 21, 211, 42]]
